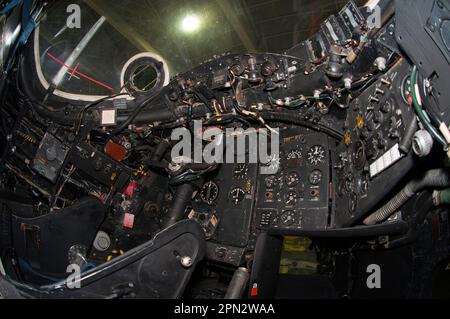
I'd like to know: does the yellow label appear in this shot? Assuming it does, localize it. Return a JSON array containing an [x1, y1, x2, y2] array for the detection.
[[344, 131, 352, 146], [356, 114, 364, 129], [283, 236, 309, 252], [245, 180, 252, 193], [279, 265, 289, 274]]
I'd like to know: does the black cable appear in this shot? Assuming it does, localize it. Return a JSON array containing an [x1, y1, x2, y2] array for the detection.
[[111, 94, 159, 136], [194, 91, 214, 113], [260, 111, 344, 141], [75, 92, 130, 135]]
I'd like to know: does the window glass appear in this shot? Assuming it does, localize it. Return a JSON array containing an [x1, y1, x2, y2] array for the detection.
[[37, 0, 355, 97]]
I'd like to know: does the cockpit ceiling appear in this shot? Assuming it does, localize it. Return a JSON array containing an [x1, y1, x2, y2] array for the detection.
[[41, 0, 365, 74]]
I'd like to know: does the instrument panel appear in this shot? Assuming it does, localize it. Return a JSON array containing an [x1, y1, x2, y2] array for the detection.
[[255, 129, 331, 234], [333, 59, 416, 226], [195, 127, 333, 266], [195, 59, 418, 266]]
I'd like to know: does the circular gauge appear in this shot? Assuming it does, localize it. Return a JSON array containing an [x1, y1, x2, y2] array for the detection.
[[262, 154, 281, 174], [200, 181, 219, 205], [265, 175, 279, 189], [286, 172, 300, 187], [230, 187, 246, 204], [307, 145, 326, 166], [284, 190, 298, 206], [280, 210, 296, 226], [286, 149, 302, 161], [309, 170, 323, 185], [233, 164, 248, 177]]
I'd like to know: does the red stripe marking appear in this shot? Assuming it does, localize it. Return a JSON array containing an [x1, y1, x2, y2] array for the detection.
[[69, 62, 80, 80], [47, 52, 114, 91]]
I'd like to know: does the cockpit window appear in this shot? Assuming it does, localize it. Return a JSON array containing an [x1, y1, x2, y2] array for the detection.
[[38, 1, 141, 97], [37, 0, 355, 98]]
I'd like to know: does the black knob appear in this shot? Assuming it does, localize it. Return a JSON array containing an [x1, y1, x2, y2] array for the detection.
[[216, 248, 227, 259], [366, 145, 378, 160], [377, 134, 387, 149], [373, 111, 383, 124], [360, 128, 370, 140], [94, 159, 103, 171], [67, 133, 76, 143], [45, 146, 57, 162], [366, 121, 376, 132], [389, 128, 400, 139], [380, 101, 392, 113]]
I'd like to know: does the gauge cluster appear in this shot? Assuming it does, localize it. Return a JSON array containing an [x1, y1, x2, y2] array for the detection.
[[254, 129, 331, 235], [192, 161, 259, 266], [192, 128, 332, 266], [333, 60, 416, 226]]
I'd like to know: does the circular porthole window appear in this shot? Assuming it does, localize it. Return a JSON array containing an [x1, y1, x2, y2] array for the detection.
[[121, 52, 170, 96], [131, 64, 159, 92]]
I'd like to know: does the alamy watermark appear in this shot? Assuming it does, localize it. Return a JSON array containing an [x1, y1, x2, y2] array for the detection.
[[66, 264, 81, 289], [366, 264, 381, 289], [366, 4, 382, 29], [66, 4, 81, 29], [171, 120, 280, 175]]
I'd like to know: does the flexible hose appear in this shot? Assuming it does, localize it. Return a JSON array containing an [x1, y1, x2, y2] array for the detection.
[[399, 116, 418, 154], [363, 169, 450, 225], [163, 183, 195, 229], [116, 109, 176, 125], [224, 267, 250, 299]]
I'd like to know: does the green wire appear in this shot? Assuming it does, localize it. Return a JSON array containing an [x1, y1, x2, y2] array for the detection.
[[410, 66, 448, 149]]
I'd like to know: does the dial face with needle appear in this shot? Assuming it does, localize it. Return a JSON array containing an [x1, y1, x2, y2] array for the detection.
[[286, 149, 302, 161], [309, 170, 323, 185], [285, 172, 300, 187], [307, 145, 326, 166], [280, 210, 296, 226], [265, 175, 279, 189], [284, 190, 298, 206], [200, 181, 219, 205], [230, 187, 246, 204], [233, 164, 248, 177]]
